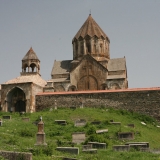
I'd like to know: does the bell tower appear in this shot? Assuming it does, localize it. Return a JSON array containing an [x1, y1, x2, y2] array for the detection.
[[21, 47, 40, 76]]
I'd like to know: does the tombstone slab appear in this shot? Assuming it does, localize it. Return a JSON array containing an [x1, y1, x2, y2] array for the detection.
[[56, 147, 79, 155], [110, 122, 121, 125], [96, 129, 108, 134], [125, 142, 149, 148], [118, 132, 134, 140], [82, 149, 97, 153], [113, 145, 130, 151], [127, 124, 135, 128], [2, 115, 11, 120], [91, 121, 101, 125], [74, 119, 86, 127], [22, 117, 30, 122], [72, 132, 86, 144], [87, 142, 106, 149], [55, 120, 67, 125]]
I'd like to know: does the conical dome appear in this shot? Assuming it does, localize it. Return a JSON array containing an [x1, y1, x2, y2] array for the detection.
[[72, 14, 110, 61], [73, 14, 110, 42], [22, 47, 39, 61]]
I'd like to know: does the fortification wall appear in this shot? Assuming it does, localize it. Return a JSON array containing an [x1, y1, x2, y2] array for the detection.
[[36, 88, 160, 120]]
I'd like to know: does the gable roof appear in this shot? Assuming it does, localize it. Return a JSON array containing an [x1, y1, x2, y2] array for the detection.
[[22, 47, 39, 61], [73, 14, 110, 42], [4, 74, 46, 87], [51, 60, 72, 75], [107, 58, 126, 71], [70, 54, 108, 73]]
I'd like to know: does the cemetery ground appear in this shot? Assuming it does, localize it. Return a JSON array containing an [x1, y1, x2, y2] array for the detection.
[[0, 108, 160, 160]]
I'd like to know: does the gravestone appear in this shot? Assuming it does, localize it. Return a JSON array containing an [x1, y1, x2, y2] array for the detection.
[[22, 117, 30, 122], [96, 129, 108, 134], [113, 145, 130, 151], [125, 142, 149, 148], [127, 124, 135, 128], [87, 142, 106, 149], [56, 147, 79, 155], [74, 119, 86, 127], [55, 120, 67, 125], [82, 149, 97, 153], [72, 132, 86, 144], [2, 115, 11, 120], [118, 132, 134, 140], [82, 144, 92, 150], [110, 122, 121, 125], [35, 118, 47, 146], [91, 121, 101, 125]]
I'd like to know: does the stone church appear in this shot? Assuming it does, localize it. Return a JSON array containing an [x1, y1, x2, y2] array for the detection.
[[44, 14, 128, 92], [0, 14, 128, 112]]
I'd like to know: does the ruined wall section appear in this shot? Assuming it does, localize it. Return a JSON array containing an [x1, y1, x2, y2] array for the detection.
[[36, 89, 160, 120]]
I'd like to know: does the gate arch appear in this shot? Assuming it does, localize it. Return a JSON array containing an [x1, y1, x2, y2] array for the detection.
[[7, 87, 26, 112]]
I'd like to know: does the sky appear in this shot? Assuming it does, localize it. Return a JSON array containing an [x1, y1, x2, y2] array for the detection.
[[0, 0, 160, 88]]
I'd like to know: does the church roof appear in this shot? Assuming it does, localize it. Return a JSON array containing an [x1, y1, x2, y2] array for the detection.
[[73, 14, 109, 41], [22, 47, 39, 61], [5, 74, 47, 87], [51, 60, 72, 75], [107, 58, 126, 71]]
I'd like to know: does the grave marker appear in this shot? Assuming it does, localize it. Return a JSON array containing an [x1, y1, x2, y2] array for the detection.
[[74, 119, 86, 127], [22, 117, 30, 122], [72, 132, 86, 144], [96, 129, 108, 134], [56, 147, 79, 155], [2, 115, 11, 120], [118, 132, 134, 140], [55, 120, 67, 125], [87, 142, 106, 149], [113, 145, 130, 151], [35, 118, 47, 146]]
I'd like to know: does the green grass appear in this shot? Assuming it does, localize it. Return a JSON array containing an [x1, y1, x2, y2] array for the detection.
[[0, 108, 160, 160]]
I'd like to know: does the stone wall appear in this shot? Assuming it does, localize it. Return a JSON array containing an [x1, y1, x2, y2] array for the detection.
[[36, 88, 160, 120], [0, 150, 32, 160]]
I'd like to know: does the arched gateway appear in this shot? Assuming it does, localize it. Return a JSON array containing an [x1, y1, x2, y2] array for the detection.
[[7, 87, 26, 112]]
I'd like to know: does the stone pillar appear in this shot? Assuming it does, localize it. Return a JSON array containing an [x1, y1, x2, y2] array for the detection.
[[103, 40, 106, 56], [90, 39, 93, 55], [78, 41, 81, 58], [84, 39, 86, 55], [35, 118, 47, 146]]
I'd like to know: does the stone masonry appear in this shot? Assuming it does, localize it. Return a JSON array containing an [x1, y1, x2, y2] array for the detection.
[[36, 88, 160, 121]]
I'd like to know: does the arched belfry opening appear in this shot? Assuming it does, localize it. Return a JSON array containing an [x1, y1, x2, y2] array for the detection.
[[7, 87, 26, 112], [21, 47, 40, 75]]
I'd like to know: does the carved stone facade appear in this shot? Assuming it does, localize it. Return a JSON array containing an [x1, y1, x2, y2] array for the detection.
[[44, 14, 128, 92]]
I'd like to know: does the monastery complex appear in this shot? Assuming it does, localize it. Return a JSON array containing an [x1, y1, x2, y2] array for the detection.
[[0, 14, 129, 112]]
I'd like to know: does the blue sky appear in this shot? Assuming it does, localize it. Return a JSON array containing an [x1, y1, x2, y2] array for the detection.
[[0, 0, 160, 88]]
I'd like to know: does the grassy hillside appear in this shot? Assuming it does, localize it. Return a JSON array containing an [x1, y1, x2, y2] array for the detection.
[[0, 107, 160, 160]]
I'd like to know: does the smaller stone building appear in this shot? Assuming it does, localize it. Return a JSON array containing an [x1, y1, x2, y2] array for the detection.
[[0, 47, 46, 112]]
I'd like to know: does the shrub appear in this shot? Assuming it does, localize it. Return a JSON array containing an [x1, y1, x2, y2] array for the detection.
[[19, 128, 34, 137], [87, 126, 96, 135]]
